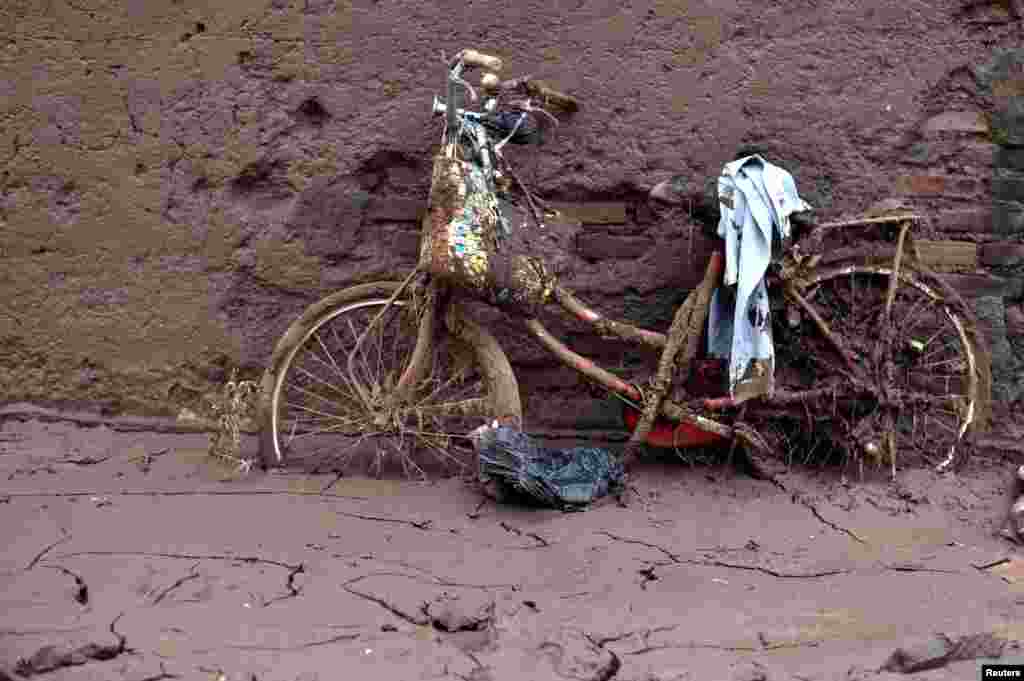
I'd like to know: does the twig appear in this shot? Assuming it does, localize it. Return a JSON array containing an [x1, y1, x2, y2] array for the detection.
[[24, 532, 70, 570]]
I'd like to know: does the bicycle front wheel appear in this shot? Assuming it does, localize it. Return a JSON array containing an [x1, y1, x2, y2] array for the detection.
[[258, 281, 521, 476]]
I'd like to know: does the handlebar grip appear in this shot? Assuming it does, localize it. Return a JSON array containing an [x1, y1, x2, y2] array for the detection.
[[524, 79, 579, 113], [460, 49, 503, 72]]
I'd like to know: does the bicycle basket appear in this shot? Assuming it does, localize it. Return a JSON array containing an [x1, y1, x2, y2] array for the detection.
[[420, 151, 504, 295]]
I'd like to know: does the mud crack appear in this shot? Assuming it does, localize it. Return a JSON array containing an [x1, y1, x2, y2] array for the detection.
[[882, 562, 963, 575], [24, 532, 70, 570], [578, 631, 624, 681], [340, 574, 429, 626], [4, 490, 369, 501], [150, 563, 200, 605], [333, 509, 433, 530], [625, 638, 821, 655], [798, 496, 867, 544], [43, 565, 89, 606], [53, 551, 304, 605], [263, 563, 305, 606], [692, 559, 847, 579], [598, 531, 847, 578], [225, 632, 361, 652], [596, 531, 682, 562], [499, 521, 551, 547], [771, 478, 867, 544]]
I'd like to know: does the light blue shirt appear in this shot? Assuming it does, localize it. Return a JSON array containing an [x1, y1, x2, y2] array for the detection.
[[708, 155, 811, 399]]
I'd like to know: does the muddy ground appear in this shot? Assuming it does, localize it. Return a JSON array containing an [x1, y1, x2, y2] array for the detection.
[[2, 417, 1024, 681]]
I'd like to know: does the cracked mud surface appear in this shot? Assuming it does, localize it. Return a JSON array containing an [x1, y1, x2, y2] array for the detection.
[[2, 418, 1024, 680]]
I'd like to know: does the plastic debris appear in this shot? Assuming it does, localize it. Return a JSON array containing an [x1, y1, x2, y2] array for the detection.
[[471, 422, 625, 509]]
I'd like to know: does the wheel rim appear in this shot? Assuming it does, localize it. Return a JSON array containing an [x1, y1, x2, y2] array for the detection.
[[269, 297, 491, 476], [793, 265, 979, 470]]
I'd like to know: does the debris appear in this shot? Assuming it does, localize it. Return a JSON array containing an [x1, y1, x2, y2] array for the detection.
[[206, 369, 258, 475], [540, 629, 620, 681], [880, 632, 1006, 673], [471, 423, 625, 509], [425, 592, 495, 632], [14, 617, 128, 676]]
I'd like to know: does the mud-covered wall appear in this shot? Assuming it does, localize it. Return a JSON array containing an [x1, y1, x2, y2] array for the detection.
[[1, 0, 1022, 431]]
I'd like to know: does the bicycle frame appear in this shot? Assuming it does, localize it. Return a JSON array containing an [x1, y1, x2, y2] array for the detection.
[[400, 49, 942, 451]]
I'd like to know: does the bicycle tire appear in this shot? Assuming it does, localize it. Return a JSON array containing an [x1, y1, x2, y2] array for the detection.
[[769, 254, 990, 472], [257, 281, 522, 475]]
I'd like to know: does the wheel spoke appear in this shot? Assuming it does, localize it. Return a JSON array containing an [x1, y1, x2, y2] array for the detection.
[[267, 291, 496, 476]]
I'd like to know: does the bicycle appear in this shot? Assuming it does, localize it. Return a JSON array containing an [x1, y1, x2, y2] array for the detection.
[[256, 48, 991, 481]]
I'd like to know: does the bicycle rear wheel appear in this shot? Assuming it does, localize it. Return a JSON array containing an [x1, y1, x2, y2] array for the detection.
[[774, 258, 989, 471], [258, 281, 521, 476]]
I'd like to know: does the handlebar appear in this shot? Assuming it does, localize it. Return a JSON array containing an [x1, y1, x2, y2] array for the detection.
[[446, 49, 580, 115], [479, 74, 579, 114], [457, 49, 503, 73]]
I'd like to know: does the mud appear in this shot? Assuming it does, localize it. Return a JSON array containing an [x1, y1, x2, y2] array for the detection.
[[2, 418, 1024, 680]]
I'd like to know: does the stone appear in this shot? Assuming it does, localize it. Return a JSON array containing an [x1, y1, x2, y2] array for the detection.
[[920, 111, 988, 136], [992, 96, 1024, 146], [576, 233, 653, 260], [914, 240, 977, 272], [994, 172, 1024, 202], [997, 146, 1024, 171], [1008, 303, 1024, 337], [425, 592, 494, 632], [974, 296, 1023, 404], [866, 198, 912, 216], [896, 174, 947, 195], [993, 201, 1024, 235], [974, 47, 1024, 94], [367, 197, 424, 222], [936, 207, 992, 233], [634, 201, 656, 224], [551, 202, 628, 225], [389, 229, 421, 258], [980, 242, 1024, 267], [941, 273, 1023, 299], [894, 175, 978, 196]]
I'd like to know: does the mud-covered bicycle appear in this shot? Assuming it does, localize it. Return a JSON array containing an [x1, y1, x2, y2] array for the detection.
[[256, 49, 991, 479]]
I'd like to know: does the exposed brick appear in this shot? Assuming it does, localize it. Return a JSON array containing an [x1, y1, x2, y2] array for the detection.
[[1008, 303, 1024, 337], [954, 177, 981, 194], [960, 141, 999, 169], [389, 229, 421, 257], [576, 233, 653, 260], [940, 273, 1023, 299], [634, 201, 656, 224], [367, 197, 424, 222], [980, 242, 1024, 267], [993, 78, 1024, 97], [993, 201, 1024, 235], [920, 111, 988, 136], [993, 173, 1024, 201], [997, 146, 1024, 171], [896, 175, 946, 195], [914, 240, 977, 272], [936, 208, 992, 233], [551, 202, 628, 225]]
